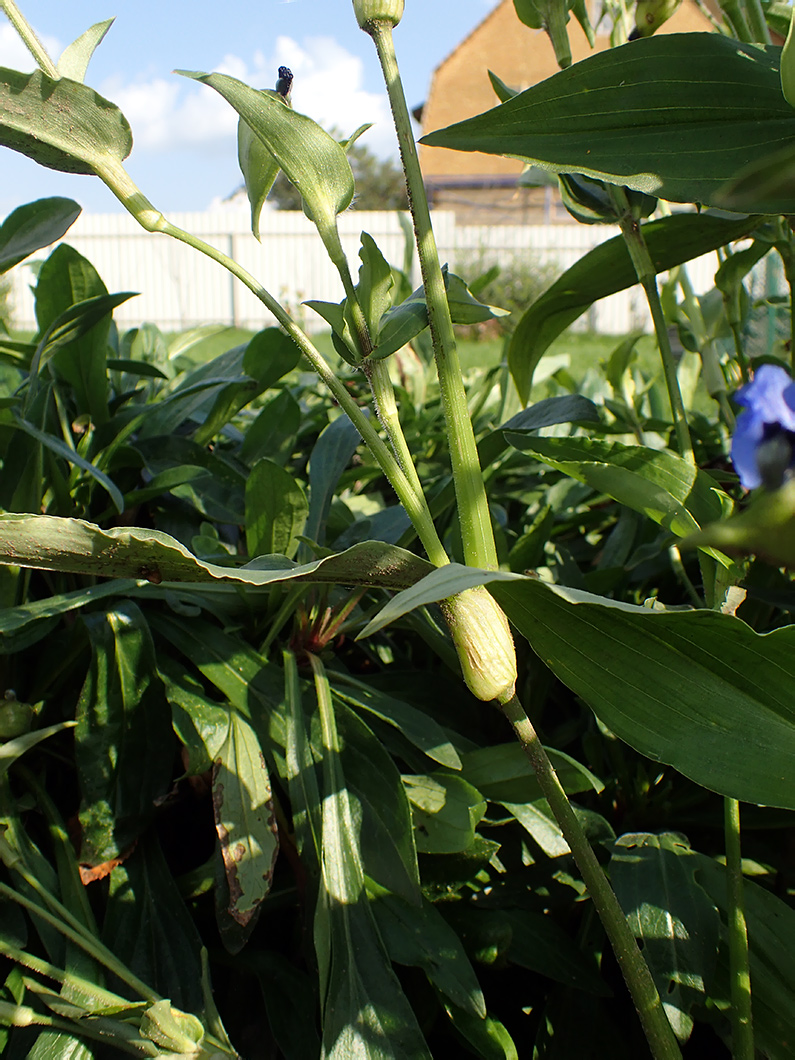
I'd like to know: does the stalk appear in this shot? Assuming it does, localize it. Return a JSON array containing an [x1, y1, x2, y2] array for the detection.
[[743, 0, 770, 43], [724, 797, 754, 1060], [500, 695, 682, 1060], [366, 357, 426, 501], [93, 158, 449, 569], [0, 0, 59, 77], [364, 19, 499, 571], [616, 204, 694, 465]]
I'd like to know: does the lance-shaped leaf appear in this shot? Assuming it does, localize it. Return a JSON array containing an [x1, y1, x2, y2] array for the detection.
[[360, 564, 795, 809], [179, 70, 354, 227], [504, 434, 734, 563], [75, 603, 173, 866], [610, 833, 720, 1043], [420, 34, 795, 214], [506, 211, 761, 402], [0, 514, 433, 589], [237, 90, 285, 241], [0, 198, 80, 275], [0, 67, 132, 174], [213, 711, 279, 927], [56, 19, 115, 83]]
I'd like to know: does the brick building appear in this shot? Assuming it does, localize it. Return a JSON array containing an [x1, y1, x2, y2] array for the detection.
[[418, 0, 719, 223]]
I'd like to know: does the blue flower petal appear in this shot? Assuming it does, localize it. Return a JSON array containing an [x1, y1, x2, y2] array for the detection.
[[731, 365, 795, 490]]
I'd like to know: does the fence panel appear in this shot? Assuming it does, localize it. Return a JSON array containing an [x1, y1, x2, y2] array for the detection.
[[6, 208, 757, 338]]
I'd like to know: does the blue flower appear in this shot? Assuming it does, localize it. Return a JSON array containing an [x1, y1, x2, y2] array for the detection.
[[731, 364, 795, 490]]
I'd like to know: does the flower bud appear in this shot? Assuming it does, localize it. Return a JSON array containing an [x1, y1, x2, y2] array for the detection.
[[140, 1000, 204, 1054], [441, 587, 517, 704], [353, 0, 404, 30]]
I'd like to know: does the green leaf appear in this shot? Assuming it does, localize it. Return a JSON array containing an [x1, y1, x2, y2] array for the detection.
[[329, 671, 462, 770], [403, 773, 487, 854], [152, 613, 286, 749], [504, 435, 733, 562], [313, 660, 431, 1059], [718, 140, 795, 212], [488, 577, 795, 809], [0, 67, 132, 174], [179, 70, 354, 225], [695, 853, 795, 1060], [192, 327, 300, 445], [305, 414, 364, 548], [499, 394, 600, 433], [103, 833, 203, 1013], [11, 412, 125, 514], [363, 564, 795, 808], [419, 34, 795, 213], [368, 883, 487, 1018], [682, 477, 795, 568], [26, 1031, 94, 1060], [57, 19, 115, 82], [213, 710, 279, 927], [237, 93, 284, 241], [506, 212, 760, 401], [0, 198, 80, 275], [0, 514, 434, 590], [0, 721, 76, 777], [336, 703, 420, 905], [444, 1005, 518, 1060], [461, 743, 602, 803], [75, 603, 173, 865], [610, 833, 720, 1042], [246, 458, 308, 560], [159, 656, 230, 775], [316, 890, 433, 1059], [356, 232, 394, 339]]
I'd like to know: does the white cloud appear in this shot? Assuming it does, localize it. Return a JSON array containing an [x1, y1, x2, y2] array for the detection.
[[96, 34, 396, 159], [0, 23, 61, 71]]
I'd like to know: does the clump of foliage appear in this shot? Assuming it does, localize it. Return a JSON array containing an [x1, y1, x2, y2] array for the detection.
[[0, 0, 794, 1059]]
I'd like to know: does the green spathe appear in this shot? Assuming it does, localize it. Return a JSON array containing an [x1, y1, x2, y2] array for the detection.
[[353, 0, 404, 29]]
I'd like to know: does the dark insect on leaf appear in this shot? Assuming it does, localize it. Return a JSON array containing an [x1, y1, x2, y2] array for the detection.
[[275, 66, 293, 101]]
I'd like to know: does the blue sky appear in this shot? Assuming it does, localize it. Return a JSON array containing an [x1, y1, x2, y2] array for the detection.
[[0, 0, 497, 215]]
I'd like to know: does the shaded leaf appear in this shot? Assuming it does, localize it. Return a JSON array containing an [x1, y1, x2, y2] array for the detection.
[[246, 458, 308, 560], [75, 602, 173, 865], [0, 198, 80, 275], [103, 833, 203, 1013], [368, 882, 486, 1017], [610, 833, 720, 1042]]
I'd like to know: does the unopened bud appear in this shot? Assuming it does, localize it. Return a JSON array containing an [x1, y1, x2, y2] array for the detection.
[[353, 0, 404, 30], [441, 588, 517, 704]]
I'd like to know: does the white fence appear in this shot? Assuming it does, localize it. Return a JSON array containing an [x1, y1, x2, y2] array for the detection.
[[6, 207, 749, 336]]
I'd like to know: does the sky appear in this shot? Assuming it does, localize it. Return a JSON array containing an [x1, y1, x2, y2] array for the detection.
[[0, 0, 498, 216]]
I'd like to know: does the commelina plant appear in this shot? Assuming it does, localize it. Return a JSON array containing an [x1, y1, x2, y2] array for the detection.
[[0, 0, 793, 1057]]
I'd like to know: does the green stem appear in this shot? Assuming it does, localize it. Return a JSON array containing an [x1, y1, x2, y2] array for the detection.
[[724, 797, 754, 1060], [322, 221, 373, 358], [742, 0, 770, 42], [0, 0, 59, 77], [618, 212, 694, 465], [366, 357, 425, 501], [0, 879, 159, 1003], [94, 158, 448, 568], [719, 0, 754, 41], [500, 695, 682, 1060], [366, 20, 498, 571]]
